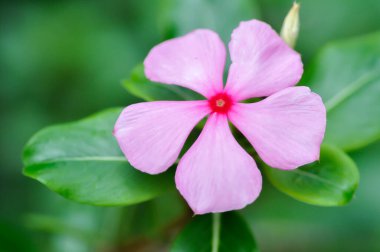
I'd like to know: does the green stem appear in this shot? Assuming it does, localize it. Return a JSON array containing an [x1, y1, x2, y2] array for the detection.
[[211, 213, 221, 252]]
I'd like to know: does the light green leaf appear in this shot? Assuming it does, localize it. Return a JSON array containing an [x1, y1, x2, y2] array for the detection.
[[23, 108, 174, 206], [303, 31, 380, 151], [264, 144, 359, 206], [123, 64, 202, 101], [171, 212, 258, 252]]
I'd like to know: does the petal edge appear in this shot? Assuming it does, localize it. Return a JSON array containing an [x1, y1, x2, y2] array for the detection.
[[229, 86, 326, 170], [176, 114, 262, 214], [226, 20, 303, 101], [114, 101, 210, 174], [144, 29, 226, 98]]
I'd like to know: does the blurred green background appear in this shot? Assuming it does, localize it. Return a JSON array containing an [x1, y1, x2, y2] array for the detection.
[[1, 0, 380, 251]]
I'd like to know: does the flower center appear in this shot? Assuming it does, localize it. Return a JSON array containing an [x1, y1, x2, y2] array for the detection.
[[208, 93, 233, 114]]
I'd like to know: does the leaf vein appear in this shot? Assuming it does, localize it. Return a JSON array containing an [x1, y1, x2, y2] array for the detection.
[[326, 71, 380, 111], [292, 169, 346, 191]]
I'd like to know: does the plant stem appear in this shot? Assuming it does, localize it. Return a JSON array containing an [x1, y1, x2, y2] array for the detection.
[[211, 213, 221, 252]]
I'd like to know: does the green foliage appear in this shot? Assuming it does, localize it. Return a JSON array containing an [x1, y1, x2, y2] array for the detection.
[[12, 0, 380, 250], [123, 64, 203, 101], [304, 32, 380, 151], [23, 108, 174, 206], [241, 142, 380, 252], [158, 0, 261, 42], [171, 212, 258, 252], [258, 0, 380, 61], [0, 220, 37, 252], [264, 144, 359, 206]]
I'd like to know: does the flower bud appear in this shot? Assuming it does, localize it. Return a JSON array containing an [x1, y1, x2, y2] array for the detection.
[[281, 2, 300, 48]]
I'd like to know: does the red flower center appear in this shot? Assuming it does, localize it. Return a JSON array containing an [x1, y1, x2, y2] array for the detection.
[[208, 93, 233, 114]]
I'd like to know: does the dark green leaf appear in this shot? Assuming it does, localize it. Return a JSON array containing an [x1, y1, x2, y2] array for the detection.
[[158, 0, 261, 42], [171, 212, 258, 252], [303, 32, 380, 151], [123, 64, 203, 101], [264, 144, 359, 206], [23, 108, 174, 206]]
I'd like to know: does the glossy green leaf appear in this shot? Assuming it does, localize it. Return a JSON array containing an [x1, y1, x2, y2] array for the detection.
[[303, 32, 380, 151], [264, 144, 359, 206], [23, 108, 174, 206], [158, 0, 260, 42], [171, 212, 258, 252], [123, 64, 202, 101]]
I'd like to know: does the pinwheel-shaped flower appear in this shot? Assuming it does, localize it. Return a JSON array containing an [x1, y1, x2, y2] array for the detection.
[[114, 20, 326, 214]]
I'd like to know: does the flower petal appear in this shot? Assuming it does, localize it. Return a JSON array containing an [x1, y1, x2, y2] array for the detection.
[[225, 20, 303, 101], [114, 101, 210, 174], [144, 29, 226, 98], [229, 87, 326, 170], [175, 114, 262, 214]]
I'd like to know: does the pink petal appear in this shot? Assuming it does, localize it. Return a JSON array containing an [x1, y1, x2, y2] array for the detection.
[[225, 20, 303, 101], [175, 113, 262, 214], [114, 101, 210, 174], [229, 87, 326, 170], [144, 29, 226, 98]]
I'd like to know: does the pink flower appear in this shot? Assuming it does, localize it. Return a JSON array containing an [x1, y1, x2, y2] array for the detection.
[[114, 20, 326, 214]]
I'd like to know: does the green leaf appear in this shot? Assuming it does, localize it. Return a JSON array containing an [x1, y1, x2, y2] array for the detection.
[[264, 144, 359, 206], [23, 108, 174, 206], [303, 31, 380, 151], [123, 64, 203, 101], [171, 212, 258, 252], [158, 0, 261, 42]]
